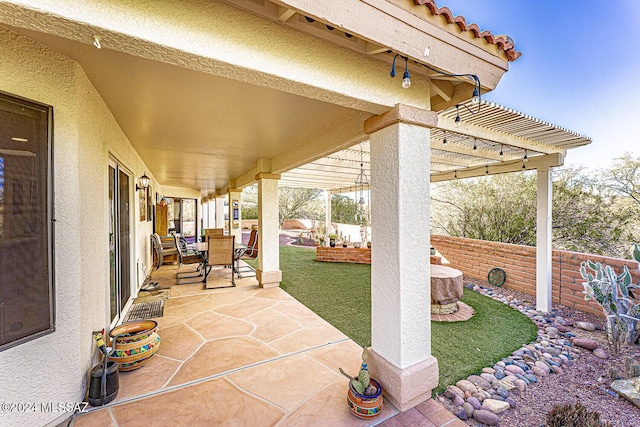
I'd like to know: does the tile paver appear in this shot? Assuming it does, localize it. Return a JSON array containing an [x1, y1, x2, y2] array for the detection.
[[72, 264, 463, 427]]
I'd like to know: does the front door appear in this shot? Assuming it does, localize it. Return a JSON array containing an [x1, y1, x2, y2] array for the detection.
[[108, 161, 132, 324]]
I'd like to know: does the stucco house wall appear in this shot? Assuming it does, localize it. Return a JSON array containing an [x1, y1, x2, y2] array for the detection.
[[0, 27, 153, 426]]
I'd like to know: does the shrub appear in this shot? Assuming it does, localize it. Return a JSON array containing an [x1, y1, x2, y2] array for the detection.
[[546, 402, 612, 427]]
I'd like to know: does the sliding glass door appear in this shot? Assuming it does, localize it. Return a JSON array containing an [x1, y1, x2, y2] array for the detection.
[[108, 161, 132, 324]]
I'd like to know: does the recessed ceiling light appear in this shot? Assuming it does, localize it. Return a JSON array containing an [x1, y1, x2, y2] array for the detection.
[[11, 137, 28, 142]]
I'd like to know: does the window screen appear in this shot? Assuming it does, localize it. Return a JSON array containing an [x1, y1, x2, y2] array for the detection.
[[0, 91, 54, 351]]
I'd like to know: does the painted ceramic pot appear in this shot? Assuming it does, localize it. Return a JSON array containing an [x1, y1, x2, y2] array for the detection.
[[109, 320, 160, 372], [347, 378, 383, 419]]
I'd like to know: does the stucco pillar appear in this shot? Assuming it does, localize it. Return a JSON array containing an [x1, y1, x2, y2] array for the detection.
[[228, 189, 242, 242], [325, 190, 332, 246], [256, 173, 282, 288], [215, 196, 226, 230], [536, 167, 553, 312], [207, 198, 215, 229], [363, 104, 439, 412], [201, 199, 208, 232]]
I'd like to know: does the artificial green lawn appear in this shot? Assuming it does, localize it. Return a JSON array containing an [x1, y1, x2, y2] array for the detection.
[[247, 245, 538, 394]]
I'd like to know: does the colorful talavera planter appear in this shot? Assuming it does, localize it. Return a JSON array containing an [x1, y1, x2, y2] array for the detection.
[[109, 320, 160, 371], [347, 378, 383, 419]]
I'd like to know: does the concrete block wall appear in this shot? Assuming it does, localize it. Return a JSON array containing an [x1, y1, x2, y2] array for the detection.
[[431, 235, 640, 316]]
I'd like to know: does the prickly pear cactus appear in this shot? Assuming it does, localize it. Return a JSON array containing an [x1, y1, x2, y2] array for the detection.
[[580, 243, 640, 348], [339, 347, 376, 396], [358, 348, 371, 389]]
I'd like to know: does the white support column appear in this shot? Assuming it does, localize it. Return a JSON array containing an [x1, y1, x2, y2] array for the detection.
[[201, 199, 208, 238], [228, 189, 242, 243], [325, 190, 332, 246], [215, 196, 226, 230], [207, 199, 215, 229], [256, 173, 282, 288], [364, 105, 439, 412], [536, 167, 553, 312]]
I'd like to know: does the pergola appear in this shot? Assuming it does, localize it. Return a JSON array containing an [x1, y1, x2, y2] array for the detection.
[[280, 100, 591, 191]]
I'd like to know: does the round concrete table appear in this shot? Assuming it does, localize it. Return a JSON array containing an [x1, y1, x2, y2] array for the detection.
[[430, 265, 464, 314]]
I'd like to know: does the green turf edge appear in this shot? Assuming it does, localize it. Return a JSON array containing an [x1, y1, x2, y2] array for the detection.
[[247, 246, 539, 396]]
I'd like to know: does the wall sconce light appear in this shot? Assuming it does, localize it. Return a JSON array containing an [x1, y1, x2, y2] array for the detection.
[[390, 54, 411, 89], [92, 36, 102, 49], [136, 172, 150, 191]]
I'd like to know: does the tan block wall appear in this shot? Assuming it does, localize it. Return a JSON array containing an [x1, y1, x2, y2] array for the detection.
[[431, 235, 640, 316], [316, 247, 372, 264]]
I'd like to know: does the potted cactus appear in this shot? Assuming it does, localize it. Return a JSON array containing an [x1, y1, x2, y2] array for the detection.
[[339, 348, 383, 419]]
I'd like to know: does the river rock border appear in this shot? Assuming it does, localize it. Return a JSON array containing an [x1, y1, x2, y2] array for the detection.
[[440, 283, 606, 426]]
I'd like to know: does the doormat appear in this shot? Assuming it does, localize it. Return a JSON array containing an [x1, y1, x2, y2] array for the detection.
[[124, 300, 165, 322], [135, 288, 171, 304]]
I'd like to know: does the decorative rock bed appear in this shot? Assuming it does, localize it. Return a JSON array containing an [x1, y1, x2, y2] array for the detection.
[[441, 283, 610, 426]]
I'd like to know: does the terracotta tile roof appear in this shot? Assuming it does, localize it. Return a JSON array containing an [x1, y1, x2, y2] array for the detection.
[[414, 0, 522, 61]]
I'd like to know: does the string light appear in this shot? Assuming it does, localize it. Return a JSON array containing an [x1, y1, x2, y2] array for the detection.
[[390, 54, 411, 89]]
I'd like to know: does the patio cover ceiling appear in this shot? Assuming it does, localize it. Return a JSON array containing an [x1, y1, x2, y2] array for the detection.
[[279, 100, 592, 193]]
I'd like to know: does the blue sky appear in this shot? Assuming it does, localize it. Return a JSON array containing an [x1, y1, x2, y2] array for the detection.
[[445, 0, 640, 170]]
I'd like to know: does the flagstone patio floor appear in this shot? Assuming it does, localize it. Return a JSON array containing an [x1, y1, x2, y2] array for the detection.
[[71, 263, 465, 427]]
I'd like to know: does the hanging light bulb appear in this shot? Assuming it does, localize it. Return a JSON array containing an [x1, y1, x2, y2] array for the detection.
[[499, 145, 504, 158], [442, 131, 447, 145], [454, 105, 461, 127], [472, 139, 478, 153], [485, 165, 489, 175], [402, 57, 411, 89], [523, 150, 529, 163], [454, 170, 458, 179], [471, 85, 480, 105]]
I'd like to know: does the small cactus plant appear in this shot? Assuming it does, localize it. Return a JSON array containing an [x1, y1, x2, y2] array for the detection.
[[546, 402, 612, 427], [339, 347, 378, 396]]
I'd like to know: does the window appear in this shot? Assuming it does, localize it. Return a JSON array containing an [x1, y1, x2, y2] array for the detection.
[[0, 91, 54, 351]]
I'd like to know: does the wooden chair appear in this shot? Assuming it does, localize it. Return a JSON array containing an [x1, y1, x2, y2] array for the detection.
[[174, 234, 205, 284], [204, 235, 236, 289], [204, 228, 224, 242]]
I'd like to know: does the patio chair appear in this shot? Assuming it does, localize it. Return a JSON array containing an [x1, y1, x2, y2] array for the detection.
[[151, 233, 178, 268], [174, 234, 205, 284], [204, 235, 236, 289], [236, 228, 258, 278], [204, 228, 224, 242]]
